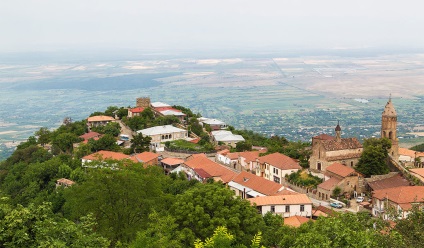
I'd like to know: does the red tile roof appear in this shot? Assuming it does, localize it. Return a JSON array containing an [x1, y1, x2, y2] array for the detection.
[[367, 174, 410, 191], [232, 171, 283, 196], [322, 138, 362, 151], [226, 152, 239, 160], [217, 149, 230, 155], [87, 115, 115, 122], [314, 134, 335, 140], [248, 194, 312, 206], [161, 157, 184, 166], [130, 152, 159, 164], [318, 177, 341, 191], [373, 186, 424, 210], [154, 107, 183, 112], [399, 148, 424, 158], [79, 131, 101, 140], [239, 151, 260, 163], [184, 155, 238, 183], [194, 168, 212, 179], [272, 189, 300, 196], [259, 152, 301, 170], [129, 107, 145, 113], [326, 163, 356, 178], [284, 216, 313, 227], [82, 150, 130, 161]]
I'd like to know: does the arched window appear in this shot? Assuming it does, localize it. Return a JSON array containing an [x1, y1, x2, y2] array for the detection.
[[389, 131, 393, 139]]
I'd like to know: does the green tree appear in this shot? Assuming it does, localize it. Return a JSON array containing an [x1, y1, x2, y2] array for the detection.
[[63, 165, 165, 245], [131, 133, 152, 153], [394, 204, 424, 248], [194, 226, 265, 248], [89, 134, 119, 152], [35, 127, 52, 146], [171, 183, 265, 247], [355, 138, 391, 177], [52, 133, 81, 154], [236, 141, 253, 152]]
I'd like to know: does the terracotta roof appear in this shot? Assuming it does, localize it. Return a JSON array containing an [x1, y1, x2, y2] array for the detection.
[[322, 138, 362, 151], [154, 106, 184, 114], [367, 174, 410, 191], [82, 137, 99, 144], [130, 152, 159, 164], [284, 216, 312, 227], [239, 151, 260, 163], [318, 177, 341, 191], [272, 189, 300, 196], [382, 98, 397, 117], [161, 157, 184, 166], [186, 153, 207, 160], [217, 149, 230, 155], [410, 168, 424, 178], [373, 186, 424, 210], [232, 171, 283, 196], [129, 107, 145, 113], [312, 209, 328, 217], [248, 194, 312, 206], [194, 168, 212, 179], [79, 131, 101, 140], [313, 134, 335, 140], [56, 178, 75, 186], [326, 163, 356, 178], [399, 148, 424, 158], [87, 115, 115, 122], [314, 205, 335, 216], [326, 153, 361, 161], [184, 156, 238, 183], [259, 152, 301, 170], [82, 150, 130, 161], [226, 152, 240, 160]]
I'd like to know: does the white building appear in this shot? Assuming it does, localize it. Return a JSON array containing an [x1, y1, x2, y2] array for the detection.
[[198, 117, 228, 130], [137, 125, 188, 151], [211, 130, 245, 148], [248, 194, 313, 218]]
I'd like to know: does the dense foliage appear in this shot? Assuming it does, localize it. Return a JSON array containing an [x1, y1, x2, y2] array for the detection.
[[286, 170, 322, 187], [355, 138, 391, 177], [410, 142, 424, 152]]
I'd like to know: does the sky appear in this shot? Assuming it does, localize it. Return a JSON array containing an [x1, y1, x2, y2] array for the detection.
[[1, 0, 424, 53]]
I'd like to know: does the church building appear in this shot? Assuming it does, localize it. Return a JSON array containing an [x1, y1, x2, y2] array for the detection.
[[381, 97, 399, 160], [309, 122, 363, 172]]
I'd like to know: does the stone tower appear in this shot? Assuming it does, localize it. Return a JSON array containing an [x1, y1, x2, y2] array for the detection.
[[381, 96, 399, 160], [136, 97, 151, 108], [335, 121, 342, 142]]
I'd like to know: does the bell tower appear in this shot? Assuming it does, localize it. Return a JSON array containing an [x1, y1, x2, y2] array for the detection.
[[381, 96, 399, 160]]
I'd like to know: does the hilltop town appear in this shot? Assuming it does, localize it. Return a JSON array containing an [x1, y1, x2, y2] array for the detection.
[[0, 96, 423, 247]]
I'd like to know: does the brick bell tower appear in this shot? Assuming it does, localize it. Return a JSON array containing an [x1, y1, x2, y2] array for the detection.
[[381, 96, 399, 160]]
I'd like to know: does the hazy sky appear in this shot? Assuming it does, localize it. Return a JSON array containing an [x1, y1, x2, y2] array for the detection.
[[1, 0, 424, 52]]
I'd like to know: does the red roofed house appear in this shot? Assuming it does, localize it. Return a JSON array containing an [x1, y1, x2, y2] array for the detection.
[[56, 178, 75, 188], [317, 162, 363, 200], [228, 171, 285, 198], [284, 215, 313, 227], [128, 107, 145, 118], [179, 154, 238, 184], [130, 152, 160, 166], [256, 152, 301, 184], [398, 147, 424, 167], [372, 186, 424, 219], [161, 157, 185, 174], [238, 151, 260, 172], [309, 123, 363, 172], [87, 115, 115, 128], [79, 131, 101, 144], [248, 194, 313, 218], [82, 150, 131, 166]]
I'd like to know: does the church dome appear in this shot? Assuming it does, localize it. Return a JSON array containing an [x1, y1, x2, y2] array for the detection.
[[382, 98, 397, 117]]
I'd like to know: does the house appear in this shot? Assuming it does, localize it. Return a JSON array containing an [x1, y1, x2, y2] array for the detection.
[[372, 186, 424, 219], [211, 130, 245, 148], [79, 131, 101, 143], [215, 149, 233, 166], [317, 162, 363, 201], [256, 152, 302, 184], [177, 154, 238, 183], [309, 124, 363, 172], [366, 173, 410, 192], [198, 117, 228, 130], [137, 125, 188, 151], [151, 102, 186, 123], [128, 107, 145, 118], [284, 216, 313, 227], [87, 115, 115, 128], [399, 147, 424, 166], [161, 157, 185, 174], [248, 194, 313, 218], [409, 168, 424, 184], [228, 171, 285, 198], [82, 150, 130, 165], [130, 151, 160, 166], [56, 178, 75, 188], [238, 151, 260, 172]]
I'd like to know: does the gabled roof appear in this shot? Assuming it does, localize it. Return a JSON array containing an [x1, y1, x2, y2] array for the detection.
[[373, 186, 424, 210], [159, 109, 186, 116], [79, 131, 101, 140], [318, 177, 341, 191], [87, 115, 115, 122], [399, 147, 424, 158], [239, 151, 260, 163], [326, 163, 356, 178], [137, 125, 186, 136], [217, 149, 230, 155], [313, 134, 335, 140], [259, 152, 301, 170], [151, 102, 171, 108], [212, 131, 245, 142], [82, 150, 130, 161], [248, 194, 312, 206], [367, 174, 410, 191], [130, 152, 159, 164], [161, 157, 184, 166], [284, 216, 312, 227], [199, 118, 226, 125], [183, 155, 238, 183], [231, 171, 283, 196], [129, 107, 145, 113], [193, 168, 212, 179], [226, 152, 240, 160], [322, 137, 362, 151], [272, 189, 300, 196]]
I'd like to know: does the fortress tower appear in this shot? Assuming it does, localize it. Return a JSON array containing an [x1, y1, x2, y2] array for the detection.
[[136, 97, 151, 108], [381, 96, 399, 160]]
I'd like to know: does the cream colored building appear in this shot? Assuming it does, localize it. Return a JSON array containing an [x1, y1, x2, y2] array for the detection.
[[137, 125, 188, 151]]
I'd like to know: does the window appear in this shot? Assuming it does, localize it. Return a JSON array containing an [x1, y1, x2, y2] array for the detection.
[[285, 205, 290, 213], [300, 205, 305, 212], [273, 168, 279, 174], [273, 176, 280, 184], [271, 206, 275, 213]]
